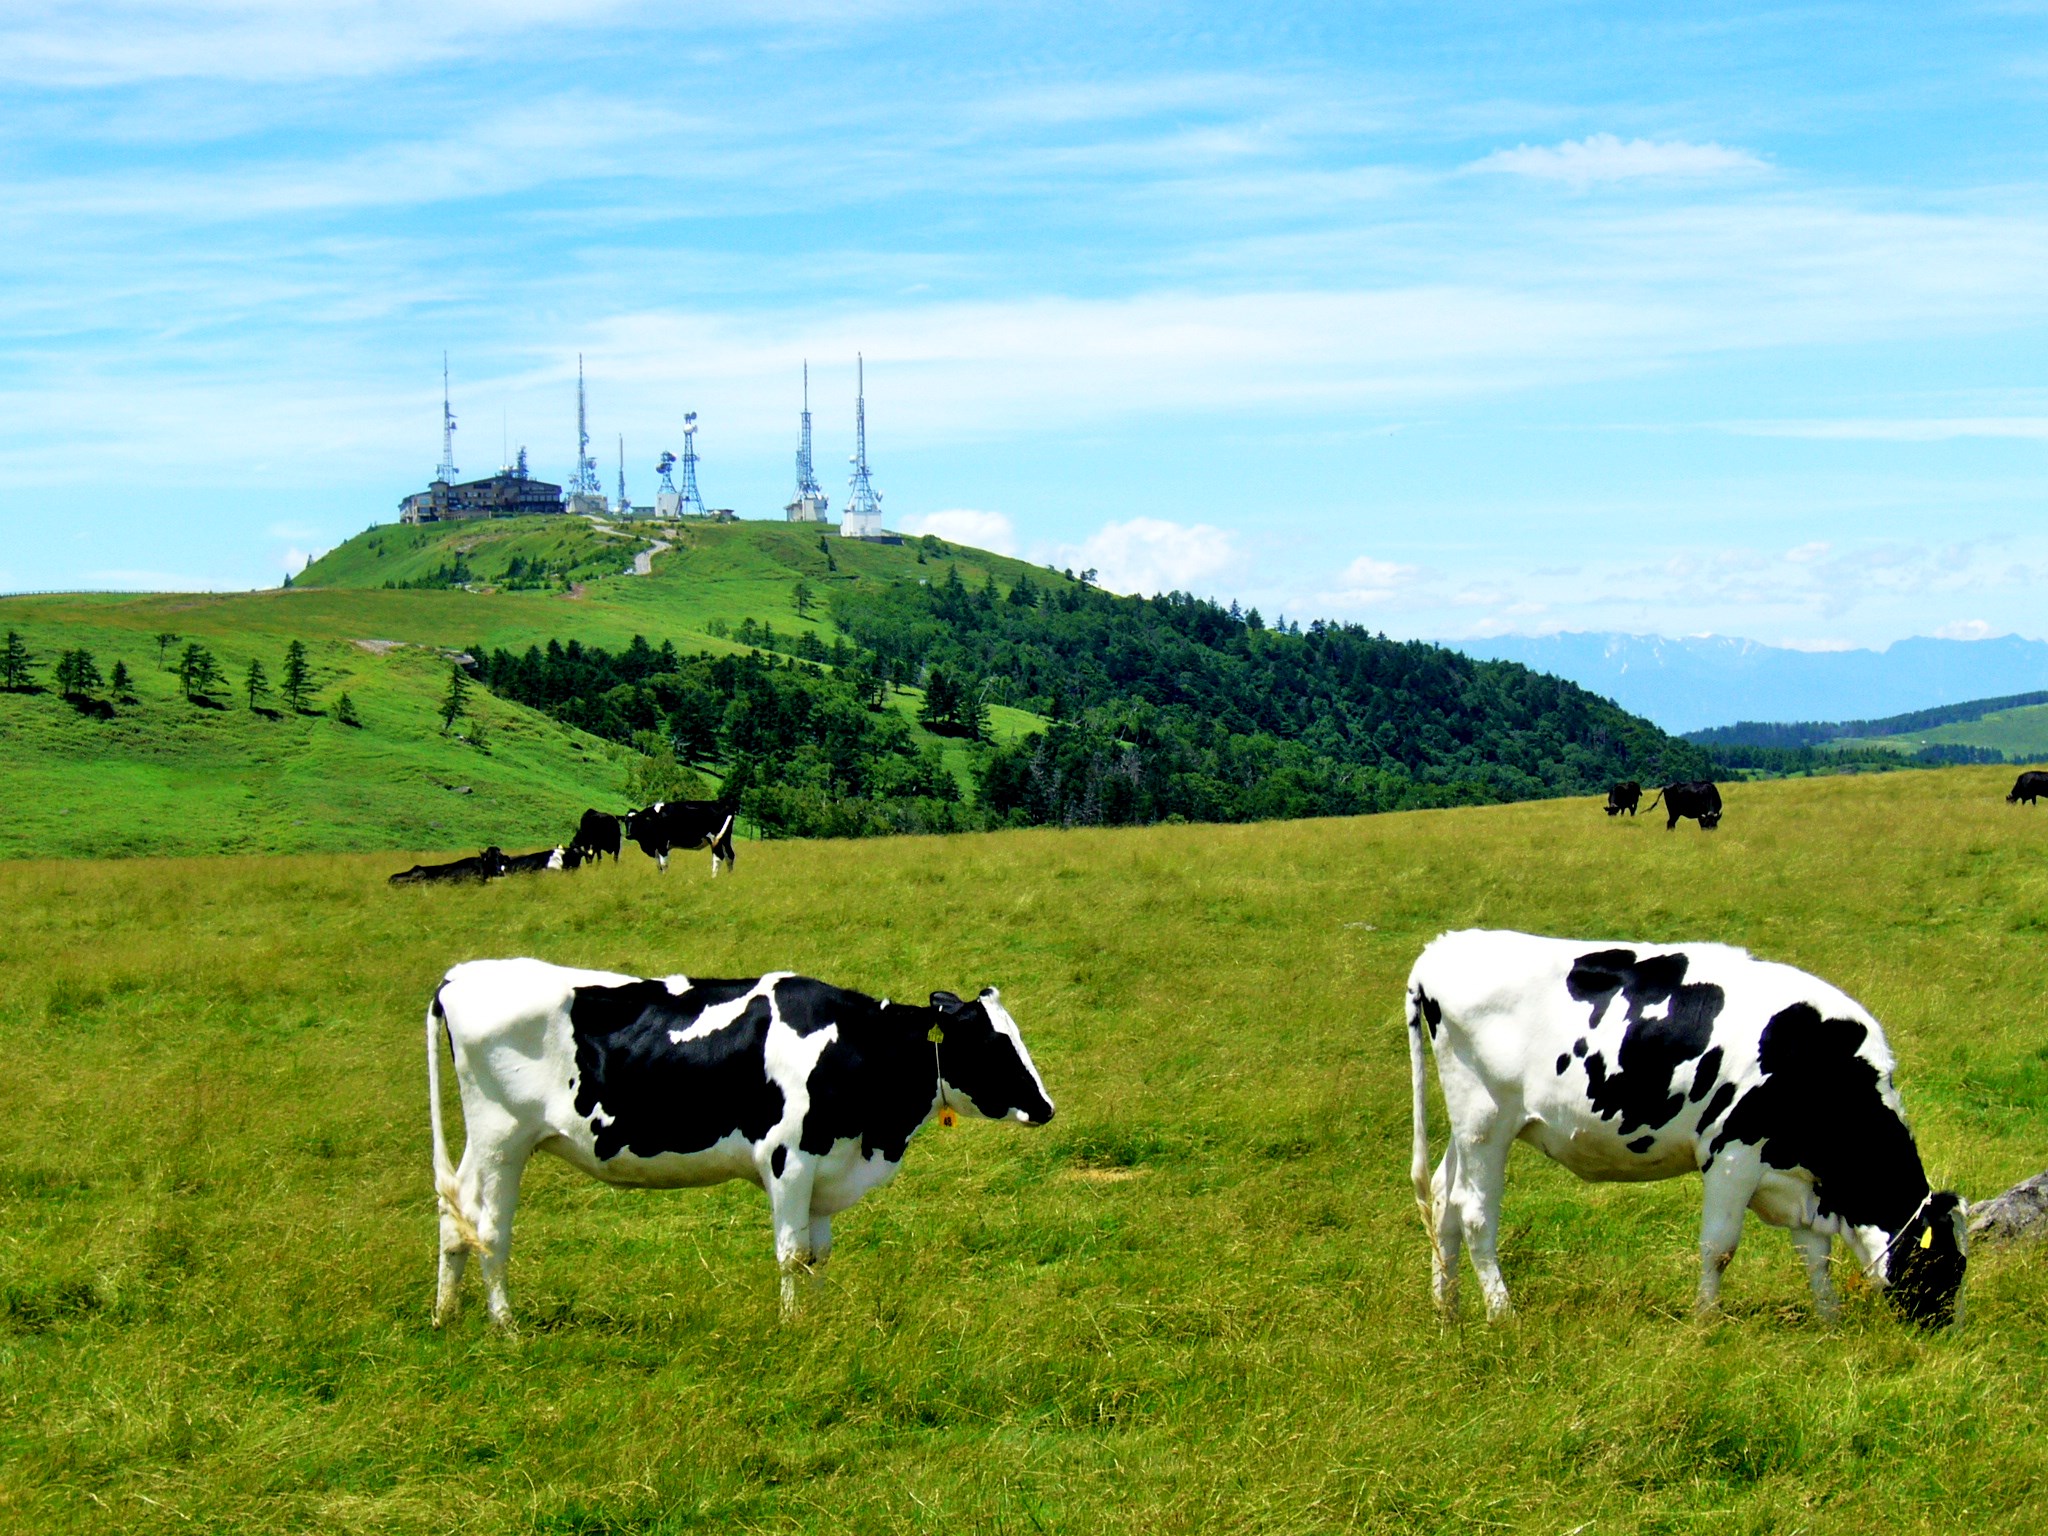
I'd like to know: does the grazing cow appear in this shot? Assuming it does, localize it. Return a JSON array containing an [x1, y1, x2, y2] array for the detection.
[[571, 808, 623, 863], [1605, 781, 1642, 817], [389, 847, 508, 886], [1641, 779, 1723, 830], [625, 800, 737, 875], [2007, 770, 2048, 806], [501, 845, 577, 874], [1407, 929, 1967, 1326], [427, 962, 1054, 1323]]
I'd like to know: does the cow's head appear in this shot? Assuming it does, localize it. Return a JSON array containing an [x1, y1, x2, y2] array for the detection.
[[479, 846, 507, 878], [929, 988, 1054, 1126], [1699, 811, 1722, 829], [1885, 1191, 1969, 1328]]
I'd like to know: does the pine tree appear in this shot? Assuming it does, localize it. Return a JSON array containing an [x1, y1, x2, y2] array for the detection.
[[110, 660, 134, 700], [439, 664, 470, 733], [0, 630, 32, 691], [792, 579, 815, 618], [245, 657, 269, 711], [55, 648, 103, 698], [178, 642, 222, 702], [280, 641, 311, 713], [334, 693, 361, 728]]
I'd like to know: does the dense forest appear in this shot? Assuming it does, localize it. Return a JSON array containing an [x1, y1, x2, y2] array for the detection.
[[464, 563, 1710, 838]]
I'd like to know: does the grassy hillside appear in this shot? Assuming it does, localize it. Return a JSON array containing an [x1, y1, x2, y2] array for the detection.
[[0, 621, 628, 859], [1, 767, 2045, 1532], [0, 523, 1058, 857], [1839, 701, 2048, 763]]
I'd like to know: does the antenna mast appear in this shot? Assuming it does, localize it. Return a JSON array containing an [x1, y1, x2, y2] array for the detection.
[[616, 434, 627, 513], [569, 354, 603, 496], [436, 352, 458, 483], [677, 413, 705, 517], [785, 360, 830, 521], [842, 353, 883, 538]]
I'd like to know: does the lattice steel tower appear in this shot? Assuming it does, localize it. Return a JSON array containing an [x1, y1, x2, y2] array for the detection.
[[841, 354, 884, 538], [785, 361, 830, 521], [436, 353, 459, 483], [569, 355, 603, 497], [676, 412, 705, 517]]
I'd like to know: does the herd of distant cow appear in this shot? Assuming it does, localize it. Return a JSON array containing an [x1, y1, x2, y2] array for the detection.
[[388, 800, 738, 886], [413, 769, 2048, 1332]]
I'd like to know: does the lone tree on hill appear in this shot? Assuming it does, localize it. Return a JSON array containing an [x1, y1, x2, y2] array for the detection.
[[153, 631, 180, 670], [110, 660, 134, 701], [1, 631, 33, 691], [178, 642, 223, 703], [792, 579, 815, 618], [245, 657, 270, 712], [439, 664, 470, 733], [334, 693, 361, 728], [279, 640, 312, 713], [55, 648, 103, 699]]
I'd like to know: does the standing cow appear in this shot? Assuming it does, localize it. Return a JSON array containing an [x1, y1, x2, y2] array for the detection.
[[427, 961, 1054, 1322], [2008, 771, 2048, 806], [625, 800, 737, 875], [1605, 782, 1642, 817], [571, 808, 623, 863], [1641, 779, 1723, 830], [1406, 929, 1966, 1326]]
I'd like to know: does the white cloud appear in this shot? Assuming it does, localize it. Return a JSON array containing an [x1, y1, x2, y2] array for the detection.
[[896, 508, 1017, 553], [1316, 554, 1423, 611], [1048, 518, 1237, 597], [1733, 416, 2048, 442], [1933, 619, 1998, 640], [1467, 133, 1767, 185]]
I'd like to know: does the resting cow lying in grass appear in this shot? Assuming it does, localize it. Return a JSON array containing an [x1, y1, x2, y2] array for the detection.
[[1407, 929, 1967, 1327], [427, 961, 1055, 1322]]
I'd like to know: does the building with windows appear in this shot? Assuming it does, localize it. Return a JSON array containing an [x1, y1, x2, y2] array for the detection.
[[399, 452, 564, 524]]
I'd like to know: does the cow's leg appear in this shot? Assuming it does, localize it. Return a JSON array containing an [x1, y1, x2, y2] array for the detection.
[[1429, 1148, 1463, 1316], [469, 1141, 532, 1330], [657, 849, 669, 874], [1788, 1226, 1838, 1320], [1451, 1122, 1517, 1321], [1696, 1154, 1759, 1315], [808, 1214, 834, 1277], [434, 1201, 472, 1325], [767, 1151, 818, 1319]]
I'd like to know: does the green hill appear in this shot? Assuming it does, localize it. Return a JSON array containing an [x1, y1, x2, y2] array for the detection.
[[4, 517, 1709, 858], [1688, 690, 2048, 765]]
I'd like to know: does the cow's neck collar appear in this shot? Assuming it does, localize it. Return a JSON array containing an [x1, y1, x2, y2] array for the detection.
[[929, 1024, 959, 1119], [1875, 1190, 1938, 1280]]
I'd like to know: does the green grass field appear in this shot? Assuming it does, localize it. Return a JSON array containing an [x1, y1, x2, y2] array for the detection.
[[1838, 701, 2048, 764], [0, 523, 1056, 858], [2, 766, 2045, 1532]]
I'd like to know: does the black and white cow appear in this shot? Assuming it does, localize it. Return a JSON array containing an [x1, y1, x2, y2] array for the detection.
[[1605, 781, 1642, 817], [1406, 929, 1967, 1326], [1642, 779, 1723, 830], [426, 961, 1054, 1323], [501, 845, 578, 874], [2007, 770, 2048, 806], [625, 800, 737, 875], [389, 847, 508, 886], [571, 808, 623, 863]]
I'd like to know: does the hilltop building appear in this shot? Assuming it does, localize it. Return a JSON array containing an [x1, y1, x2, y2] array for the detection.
[[400, 449, 562, 524]]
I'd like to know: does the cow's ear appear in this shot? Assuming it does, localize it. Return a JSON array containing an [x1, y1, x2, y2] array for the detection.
[[929, 990, 963, 1012], [978, 986, 1000, 1003]]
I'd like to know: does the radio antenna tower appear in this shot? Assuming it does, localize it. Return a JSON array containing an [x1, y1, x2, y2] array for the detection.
[[785, 361, 829, 521], [656, 451, 678, 495], [676, 412, 705, 517], [436, 353, 459, 483], [569, 354, 603, 495], [842, 353, 883, 538], [616, 434, 628, 513]]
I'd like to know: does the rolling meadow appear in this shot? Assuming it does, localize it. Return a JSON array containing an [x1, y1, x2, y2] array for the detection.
[[1, 766, 2045, 1533]]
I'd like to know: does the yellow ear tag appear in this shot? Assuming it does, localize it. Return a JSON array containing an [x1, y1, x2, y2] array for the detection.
[[927, 1024, 945, 1043], [939, 1108, 958, 1128], [1920, 1227, 1934, 1250]]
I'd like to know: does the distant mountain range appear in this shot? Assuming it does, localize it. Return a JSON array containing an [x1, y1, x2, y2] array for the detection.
[[1445, 632, 2048, 734]]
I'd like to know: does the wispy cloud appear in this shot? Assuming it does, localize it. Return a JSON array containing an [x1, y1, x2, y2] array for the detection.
[[1049, 519, 1238, 598], [898, 508, 1018, 553], [1466, 133, 1767, 185], [1730, 416, 2048, 441]]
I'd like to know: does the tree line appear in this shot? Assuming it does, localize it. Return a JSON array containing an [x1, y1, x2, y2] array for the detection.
[[1, 630, 358, 725]]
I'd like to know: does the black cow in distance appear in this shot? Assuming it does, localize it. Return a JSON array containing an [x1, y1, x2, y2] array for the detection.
[[571, 809, 623, 863], [625, 800, 737, 875], [390, 848, 509, 886], [2008, 771, 2048, 807], [1642, 781, 1723, 831], [1605, 782, 1642, 817]]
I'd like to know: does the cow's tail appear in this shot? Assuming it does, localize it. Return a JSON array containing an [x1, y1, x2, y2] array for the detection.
[[715, 812, 736, 871], [1639, 788, 1665, 816], [427, 984, 483, 1255], [1407, 984, 1441, 1255]]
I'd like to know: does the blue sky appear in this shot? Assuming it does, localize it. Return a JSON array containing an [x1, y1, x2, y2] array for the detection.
[[5, 2, 2048, 648]]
